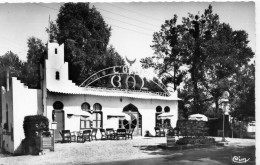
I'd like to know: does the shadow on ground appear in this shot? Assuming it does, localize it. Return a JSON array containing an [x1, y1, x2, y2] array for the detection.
[[133, 144, 255, 165]]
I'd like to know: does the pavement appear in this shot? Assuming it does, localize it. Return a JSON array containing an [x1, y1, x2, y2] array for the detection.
[[0, 137, 255, 165]]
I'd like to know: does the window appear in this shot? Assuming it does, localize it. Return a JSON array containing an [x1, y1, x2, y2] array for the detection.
[[118, 119, 124, 128], [164, 106, 170, 112], [55, 71, 60, 80], [53, 101, 64, 110], [80, 102, 91, 129], [55, 48, 58, 54], [80, 116, 91, 129], [156, 106, 162, 113], [92, 103, 102, 128], [155, 106, 162, 127], [81, 102, 90, 111]]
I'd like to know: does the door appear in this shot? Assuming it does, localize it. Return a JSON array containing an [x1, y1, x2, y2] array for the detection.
[[123, 112, 141, 136], [54, 110, 64, 141]]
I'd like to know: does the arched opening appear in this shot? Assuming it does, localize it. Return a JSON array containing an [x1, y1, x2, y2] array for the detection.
[[122, 103, 142, 136], [52, 101, 64, 141], [81, 102, 90, 111], [93, 103, 103, 128], [155, 106, 162, 127], [164, 106, 170, 112], [80, 102, 91, 129]]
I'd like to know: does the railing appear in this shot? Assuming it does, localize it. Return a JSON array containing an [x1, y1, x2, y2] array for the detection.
[[84, 86, 170, 97]]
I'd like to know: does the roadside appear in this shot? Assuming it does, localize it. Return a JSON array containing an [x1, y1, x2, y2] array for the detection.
[[0, 137, 255, 165]]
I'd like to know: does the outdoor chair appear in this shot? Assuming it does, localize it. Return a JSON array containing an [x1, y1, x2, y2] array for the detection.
[[77, 130, 91, 142], [154, 127, 161, 137], [100, 128, 107, 140], [160, 128, 166, 137], [70, 131, 77, 142], [126, 129, 134, 139], [106, 128, 116, 140], [60, 130, 72, 143], [77, 131, 84, 143], [116, 128, 127, 140], [91, 128, 98, 141]]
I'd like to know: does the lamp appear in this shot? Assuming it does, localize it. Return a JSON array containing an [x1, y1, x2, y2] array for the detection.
[[220, 91, 229, 142]]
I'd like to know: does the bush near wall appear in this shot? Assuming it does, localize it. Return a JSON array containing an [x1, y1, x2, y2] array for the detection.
[[23, 115, 49, 139], [22, 115, 50, 155]]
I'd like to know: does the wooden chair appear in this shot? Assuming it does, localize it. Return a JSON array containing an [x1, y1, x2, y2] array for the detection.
[[77, 130, 91, 142], [160, 128, 166, 137], [126, 129, 134, 139], [77, 131, 84, 143], [91, 128, 98, 141], [100, 128, 107, 140], [59, 130, 72, 143], [116, 129, 127, 140], [69, 131, 77, 142], [106, 128, 116, 140], [154, 127, 161, 137]]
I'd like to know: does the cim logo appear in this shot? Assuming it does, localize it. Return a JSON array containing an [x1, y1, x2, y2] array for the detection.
[[232, 156, 250, 164]]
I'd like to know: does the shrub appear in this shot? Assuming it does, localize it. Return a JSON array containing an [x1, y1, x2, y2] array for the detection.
[[176, 120, 209, 137], [176, 137, 215, 145], [23, 115, 49, 139], [167, 127, 180, 136]]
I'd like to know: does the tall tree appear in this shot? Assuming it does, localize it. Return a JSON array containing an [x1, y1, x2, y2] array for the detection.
[[201, 23, 254, 114], [47, 2, 124, 85], [141, 5, 254, 115], [23, 37, 47, 88], [141, 15, 186, 91]]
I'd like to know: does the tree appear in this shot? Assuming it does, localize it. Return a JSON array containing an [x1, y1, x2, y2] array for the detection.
[[230, 63, 255, 121], [141, 15, 186, 91], [47, 2, 124, 85], [0, 51, 24, 87], [141, 5, 254, 116], [23, 37, 47, 88]]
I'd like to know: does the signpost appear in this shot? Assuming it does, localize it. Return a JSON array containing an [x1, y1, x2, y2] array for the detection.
[[221, 91, 230, 142]]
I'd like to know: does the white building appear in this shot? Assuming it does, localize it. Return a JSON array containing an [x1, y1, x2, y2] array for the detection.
[[0, 42, 180, 154]]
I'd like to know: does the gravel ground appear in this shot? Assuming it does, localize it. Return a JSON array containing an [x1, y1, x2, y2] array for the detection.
[[0, 137, 255, 165]]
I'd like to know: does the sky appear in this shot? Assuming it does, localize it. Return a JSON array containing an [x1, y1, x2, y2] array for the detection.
[[0, 1, 256, 69]]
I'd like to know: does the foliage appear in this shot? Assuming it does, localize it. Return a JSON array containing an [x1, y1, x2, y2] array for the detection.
[[141, 15, 186, 91], [167, 127, 180, 136], [23, 37, 47, 88], [232, 120, 250, 138], [23, 115, 49, 139], [176, 120, 209, 137], [142, 5, 255, 116], [176, 136, 215, 145], [47, 3, 125, 85], [230, 63, 255, 121], [0, 51, 24, 87]]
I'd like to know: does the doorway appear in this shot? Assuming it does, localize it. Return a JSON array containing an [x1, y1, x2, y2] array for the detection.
[[53, 110, 64, 141], [122, 104, 142, 136]]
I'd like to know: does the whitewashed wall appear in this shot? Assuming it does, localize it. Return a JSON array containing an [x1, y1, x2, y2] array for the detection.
[[47, 93, 178, 136], [1, 78, 42, 154]]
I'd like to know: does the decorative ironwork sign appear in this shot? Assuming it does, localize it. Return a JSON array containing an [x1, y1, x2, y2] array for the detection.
[[80, 57, 169, 95]]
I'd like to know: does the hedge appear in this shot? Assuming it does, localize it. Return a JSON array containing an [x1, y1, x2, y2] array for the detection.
[[176, 120, 209, 137], [23, 115, 49, 139]]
